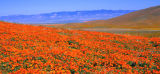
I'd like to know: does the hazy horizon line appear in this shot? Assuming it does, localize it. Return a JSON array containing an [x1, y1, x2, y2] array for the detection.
[[0, 9, 137, 17]]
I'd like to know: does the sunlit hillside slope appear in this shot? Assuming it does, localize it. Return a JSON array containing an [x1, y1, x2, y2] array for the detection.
[[57, 5, 160, 30]]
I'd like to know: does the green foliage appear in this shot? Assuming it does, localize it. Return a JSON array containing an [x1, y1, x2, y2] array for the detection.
[[127, 61, 136, 67], [69, 69, 76, 74], [138, 62, 149, 67]]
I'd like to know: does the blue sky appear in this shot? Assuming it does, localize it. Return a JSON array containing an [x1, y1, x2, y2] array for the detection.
[[0, 0, 160, 16]]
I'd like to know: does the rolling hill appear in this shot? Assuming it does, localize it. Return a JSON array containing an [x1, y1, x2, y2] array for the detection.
[[0, 21, 160, 73], [0, 10, 134, 24], [59, 5, 160, 30]]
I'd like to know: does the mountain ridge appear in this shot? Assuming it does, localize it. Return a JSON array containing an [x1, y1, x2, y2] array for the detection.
[[61, 5, 160, 30], [0, 10, 134, 24]]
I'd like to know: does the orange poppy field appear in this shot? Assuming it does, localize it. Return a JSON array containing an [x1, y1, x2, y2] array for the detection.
[[0, 21, 160, 74]]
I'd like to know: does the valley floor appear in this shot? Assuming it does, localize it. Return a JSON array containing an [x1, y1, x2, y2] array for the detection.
[[77, 28, 160, 38]]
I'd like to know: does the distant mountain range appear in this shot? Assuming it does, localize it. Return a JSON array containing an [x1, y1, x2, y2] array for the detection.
[[60, 5, 160, 30], [0, 10, 134, 24]]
